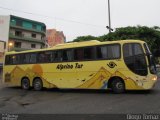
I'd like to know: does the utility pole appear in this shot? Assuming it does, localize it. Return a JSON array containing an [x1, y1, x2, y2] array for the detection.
[[106, 0, 113, 33]]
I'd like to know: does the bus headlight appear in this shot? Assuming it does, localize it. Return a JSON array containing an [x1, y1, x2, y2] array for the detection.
[[151, 76, 157, 81]]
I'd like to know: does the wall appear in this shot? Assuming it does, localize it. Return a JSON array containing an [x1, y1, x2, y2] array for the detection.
[[0, 16, 10, 42], [10, 28, 42, 40], [0, 41, 5, 65], [47, 29, 65, 47], [10, 17, 44, 32], [20, 41, 41, 49], [9, 16, 46, 51], [10, 40, 42, 50]]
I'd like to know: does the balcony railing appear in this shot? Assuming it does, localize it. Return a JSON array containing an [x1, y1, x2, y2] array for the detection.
[[10, 24, 46, 35], [12, 47, 32, 51], [9, 33, 46, 44]]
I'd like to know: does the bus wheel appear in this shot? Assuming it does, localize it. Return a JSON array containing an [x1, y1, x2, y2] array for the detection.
[[111, 78, 125, 94], [33, 78, 43, 91], [21, 78, 30, 90]]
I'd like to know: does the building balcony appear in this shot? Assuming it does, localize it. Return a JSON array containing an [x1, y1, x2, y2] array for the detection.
[[9, 34, 46, 44], [11, 47, 32, 52], [10, 24, 46, 35]]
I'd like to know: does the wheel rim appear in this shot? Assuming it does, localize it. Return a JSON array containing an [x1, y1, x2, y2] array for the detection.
[[35, 81, 41, 89], [34, 79, 42, 90], [116, 82, 124, 90], [111, 79, 125, 93], [22, 79, 29, 89]]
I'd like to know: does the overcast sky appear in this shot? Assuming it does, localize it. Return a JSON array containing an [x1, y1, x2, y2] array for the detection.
[[0, 0, 160, 41]]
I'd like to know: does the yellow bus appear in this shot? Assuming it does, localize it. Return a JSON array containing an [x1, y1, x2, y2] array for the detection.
[[3, 40, 157, 93]]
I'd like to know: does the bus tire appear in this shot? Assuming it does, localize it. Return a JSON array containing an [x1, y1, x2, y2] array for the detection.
[[21, 78, 30, 90], [33, 78, 43, 91], [111, 78, 125, 94]]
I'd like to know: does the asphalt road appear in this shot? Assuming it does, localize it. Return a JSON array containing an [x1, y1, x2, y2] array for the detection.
[[0, 78, 160, 114]]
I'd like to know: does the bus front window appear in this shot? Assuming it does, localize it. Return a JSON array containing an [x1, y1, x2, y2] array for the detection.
[[123, 43, 148, 76]]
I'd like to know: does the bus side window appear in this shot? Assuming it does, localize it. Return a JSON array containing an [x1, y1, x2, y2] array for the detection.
[[62, 49, 73, 61], [53, 51, 62, 62], [5, 55, 10, 65], [97, 46, 107, 59], [45, 51, 52, 63], [18, 54, 23, 64], [29, 53, 37, 64], [96, 47, 102, 59], [84, 47, 95, 60], [11, 55, 20, 65], [37, 51, 52, 63], [22, 54, 30, 64], [107, 45, 120, 59], [74, 48, 84, 61], [97, 44, 120, 59], [38, 52, 45, 63]]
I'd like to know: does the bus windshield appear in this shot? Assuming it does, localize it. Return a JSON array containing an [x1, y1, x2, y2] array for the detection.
[[144, 43, 157, 74]]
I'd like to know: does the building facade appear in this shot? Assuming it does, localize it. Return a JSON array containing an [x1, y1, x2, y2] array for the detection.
[[0, 40, 5, 68], [9, 15, 46, 51], [0, 15, 46, 73], [46, 29, 65, 47]]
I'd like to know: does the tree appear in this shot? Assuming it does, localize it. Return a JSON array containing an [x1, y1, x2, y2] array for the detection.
[[73, 35, 98, 42], [73, 26, 160, 51]]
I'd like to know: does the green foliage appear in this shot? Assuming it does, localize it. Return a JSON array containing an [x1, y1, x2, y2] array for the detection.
[[73, 35, 98, 42], [72, 26, 160, 51]]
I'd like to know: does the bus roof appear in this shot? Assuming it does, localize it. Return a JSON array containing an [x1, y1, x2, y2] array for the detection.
[[5, 40, 145, 55]]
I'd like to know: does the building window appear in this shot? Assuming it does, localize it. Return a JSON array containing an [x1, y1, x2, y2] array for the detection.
[[31, 44, 36, 48], [32, 33, 36, 38], [15, 31, 22, 37], [32, 24, 37, 29], [16, 19, 22, 27], [41, 35, 45, 40], [4, 42, 6, 49], [41, 26, 46, 31], [15, 42, 21, 48]]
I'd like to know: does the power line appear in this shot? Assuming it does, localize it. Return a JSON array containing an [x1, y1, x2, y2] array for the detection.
[[0, 6, 105, 29]]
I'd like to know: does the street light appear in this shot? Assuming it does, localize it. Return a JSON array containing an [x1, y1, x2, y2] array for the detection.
[[8, 42, 13, 51], [106, 0, 113, 33]]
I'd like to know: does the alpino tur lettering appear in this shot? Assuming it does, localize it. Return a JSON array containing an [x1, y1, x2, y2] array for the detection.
[[56, 63, 83, 70], [57, 64, 73, 70]]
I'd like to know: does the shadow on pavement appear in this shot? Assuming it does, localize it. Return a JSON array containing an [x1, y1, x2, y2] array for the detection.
[[3, 86, 159, 95]]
